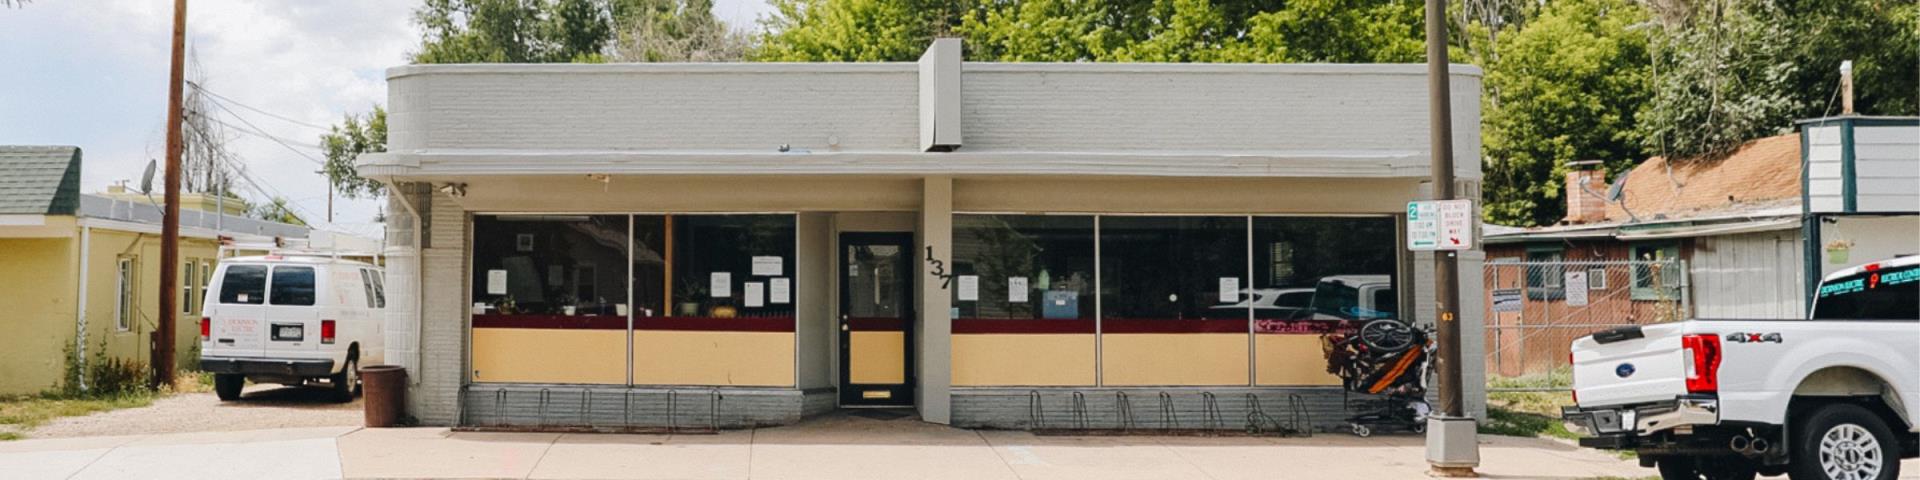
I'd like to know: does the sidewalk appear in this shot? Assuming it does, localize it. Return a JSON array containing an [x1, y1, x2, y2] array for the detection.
[[0, 412, 1813, 479]]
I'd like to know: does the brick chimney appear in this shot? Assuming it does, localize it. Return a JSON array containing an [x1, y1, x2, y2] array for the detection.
[[1564, 160, 1609, 224]]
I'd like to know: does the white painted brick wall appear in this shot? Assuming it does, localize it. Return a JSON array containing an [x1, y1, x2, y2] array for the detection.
[[407, 191, 469, 425]]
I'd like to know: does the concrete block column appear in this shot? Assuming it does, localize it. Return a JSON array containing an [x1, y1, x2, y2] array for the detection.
[[917, 176, 953, 423]]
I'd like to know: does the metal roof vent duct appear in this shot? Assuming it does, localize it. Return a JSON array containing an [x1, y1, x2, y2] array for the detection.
[[919, 38, 963, 152]]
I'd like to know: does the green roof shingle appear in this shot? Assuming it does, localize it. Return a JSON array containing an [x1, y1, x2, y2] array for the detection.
[[0, 146, 83, 215]]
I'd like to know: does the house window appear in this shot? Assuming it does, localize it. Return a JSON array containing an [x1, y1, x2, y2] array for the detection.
[[1587, 267, 1607, 290], [1525, 247, 1564, 300], [116, 257, 135, 331], [1631, 242, 1683, 301], [182, 260, 197, 314]]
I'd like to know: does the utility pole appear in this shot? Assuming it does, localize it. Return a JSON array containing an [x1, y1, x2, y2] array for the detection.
[[153, 0, 187, 390], [1424, 0, 1479, 475]]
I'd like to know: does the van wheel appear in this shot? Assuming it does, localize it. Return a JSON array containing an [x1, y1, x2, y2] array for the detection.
[[1657, 456, 1756, 480], [214, 374, 245, 401], [330, 357, 358, 403], [1788, 403, 1900, 480]]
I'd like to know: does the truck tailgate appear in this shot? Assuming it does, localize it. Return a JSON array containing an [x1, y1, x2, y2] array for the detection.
[[1573, 323, 1690, 407]]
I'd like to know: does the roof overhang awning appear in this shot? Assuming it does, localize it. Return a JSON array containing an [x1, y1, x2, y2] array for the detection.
[[358, 148, 1448, 182], [1614, 217, 1801, 240]]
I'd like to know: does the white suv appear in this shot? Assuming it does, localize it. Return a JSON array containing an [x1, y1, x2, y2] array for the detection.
[[199, 255, 386, 402]]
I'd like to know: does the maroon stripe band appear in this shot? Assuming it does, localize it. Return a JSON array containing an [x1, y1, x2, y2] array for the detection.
[[1101, 318, 1249, 334], [472, 314, 796, 332], [472, 314, 626, 330], [847, 317, 906, 331], [953, 318, 1096, 334]]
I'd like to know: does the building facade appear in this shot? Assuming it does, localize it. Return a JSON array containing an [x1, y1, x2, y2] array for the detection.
[[364, 41, 1489, 429]]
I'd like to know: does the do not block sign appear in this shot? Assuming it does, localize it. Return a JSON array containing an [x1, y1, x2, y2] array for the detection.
[[1408, 199, 1475, 251]]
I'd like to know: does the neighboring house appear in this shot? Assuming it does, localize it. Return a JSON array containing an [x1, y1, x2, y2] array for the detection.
[[0, 146, 312, 395], [1483, 134, 1807, 376], [1798, 115, 1920, 292]]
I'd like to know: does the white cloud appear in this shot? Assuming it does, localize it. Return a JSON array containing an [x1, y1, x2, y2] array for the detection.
[[0, 0, 417, 228]]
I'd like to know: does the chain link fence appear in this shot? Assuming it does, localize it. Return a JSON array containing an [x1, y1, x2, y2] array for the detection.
[[1482, 259, 1689, 391]]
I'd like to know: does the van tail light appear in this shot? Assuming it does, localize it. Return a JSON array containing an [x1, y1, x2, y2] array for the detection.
[[321, 320, 336, 345], [1681, 334, 1721, 394], [200, 317, 211, 341]]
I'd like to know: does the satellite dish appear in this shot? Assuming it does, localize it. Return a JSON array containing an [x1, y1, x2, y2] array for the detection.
[[140, 160, 157, 194], [1605, 170, 1628, 202]]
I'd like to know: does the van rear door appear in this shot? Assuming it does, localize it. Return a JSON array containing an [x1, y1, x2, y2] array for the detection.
[[207, 264, 269, 357], [262, 264, 322, 354]]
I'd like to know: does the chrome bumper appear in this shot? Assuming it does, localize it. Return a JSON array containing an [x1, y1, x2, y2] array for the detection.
[[1562, 396, 1719, 437]]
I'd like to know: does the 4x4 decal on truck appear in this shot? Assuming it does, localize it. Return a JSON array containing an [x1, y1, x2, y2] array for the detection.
[[1724, 332, 1783, 344]]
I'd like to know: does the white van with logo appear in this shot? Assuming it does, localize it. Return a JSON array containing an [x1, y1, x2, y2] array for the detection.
[[199, 255, 385, 402]]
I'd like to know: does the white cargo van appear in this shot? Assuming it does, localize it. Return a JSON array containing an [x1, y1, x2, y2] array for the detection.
[[199, 255, 386, 402]]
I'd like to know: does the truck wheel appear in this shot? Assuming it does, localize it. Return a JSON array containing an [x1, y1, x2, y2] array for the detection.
[[330, 357, 359, 403], [213, 374, 245, 401], [1657, 457, 1756, 480], [1788, 403, 1900, 480]]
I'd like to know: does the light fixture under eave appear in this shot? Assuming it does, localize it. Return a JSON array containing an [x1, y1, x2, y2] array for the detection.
[[437, 182, 467, 198], [587, 174, 612, 192]]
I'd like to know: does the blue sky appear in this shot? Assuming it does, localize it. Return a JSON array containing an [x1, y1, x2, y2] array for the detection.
[[0, 0, 773, 235]]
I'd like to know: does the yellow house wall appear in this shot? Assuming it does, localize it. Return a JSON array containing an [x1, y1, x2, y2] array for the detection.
[[77, 229, 220, 381], [0, 237, 79, 395]]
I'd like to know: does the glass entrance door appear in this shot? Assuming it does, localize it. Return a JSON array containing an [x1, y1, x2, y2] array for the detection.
[[839, 232, 914, 406]]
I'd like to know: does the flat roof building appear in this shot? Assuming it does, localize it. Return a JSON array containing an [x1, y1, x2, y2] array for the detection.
[[363, 40, 1489, 430]]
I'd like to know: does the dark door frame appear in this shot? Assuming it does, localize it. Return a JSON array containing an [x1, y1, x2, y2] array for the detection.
[[837, 232, 916, 407]]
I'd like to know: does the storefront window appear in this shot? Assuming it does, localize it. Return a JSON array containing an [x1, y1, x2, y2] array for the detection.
[[1251, 217, 1398, 329], [471, 215, 630, 320], [951, 215, 1096, 330], [1099, 216, 1250, 328], [666, 215, 797, 320]]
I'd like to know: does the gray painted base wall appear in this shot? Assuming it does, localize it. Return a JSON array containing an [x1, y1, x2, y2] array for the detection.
[[461, 385, 835, 429], [952, 387, 1399, 433]]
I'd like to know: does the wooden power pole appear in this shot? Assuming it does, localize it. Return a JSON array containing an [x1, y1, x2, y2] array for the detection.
[[1424, 0, 1479, 475], [154, 0, 187, 390]]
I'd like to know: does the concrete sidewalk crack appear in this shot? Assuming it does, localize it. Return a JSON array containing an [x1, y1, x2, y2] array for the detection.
[[523, 433, 563, 479], [62, 434, 150, 480], [975, 430, 1027, 480], [745, 428, 758, 480]]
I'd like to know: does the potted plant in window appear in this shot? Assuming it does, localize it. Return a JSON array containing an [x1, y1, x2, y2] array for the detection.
[[676, 277, 707, 316]]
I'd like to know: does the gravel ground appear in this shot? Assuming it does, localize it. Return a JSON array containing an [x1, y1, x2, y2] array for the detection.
[[26, 384, 363, 439]]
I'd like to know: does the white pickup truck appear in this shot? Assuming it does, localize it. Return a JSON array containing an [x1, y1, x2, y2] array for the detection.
[[1563, 256, 1920, 480]]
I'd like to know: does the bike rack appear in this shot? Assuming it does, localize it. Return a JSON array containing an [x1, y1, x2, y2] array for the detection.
[[537, 389, 553, 428], [1157, 392, 1179, 430], [1200, 392, 1223, 431], [1287, 394, 1312, 437], [1115, 391, 1136, 431], [622, 388, 635, 427], [1027, 390, 1047, 429], [580, 388, 594, 428], [493, 389, 509, 427], [707, 388, 722, 432], [667, 389, 681, 433], [1070, 391, 1089, 430]]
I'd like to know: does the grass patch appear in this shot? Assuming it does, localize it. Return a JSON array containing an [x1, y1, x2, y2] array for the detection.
[[1482, 368, 1579, 440], [0, 391, 156, 433]]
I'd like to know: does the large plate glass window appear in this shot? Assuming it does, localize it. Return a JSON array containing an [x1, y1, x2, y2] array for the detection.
[[664, 215, 797, 322], [1098, 216, 1250, 386], [469, 215, 629, 385], [951, 215, 1096, 326]]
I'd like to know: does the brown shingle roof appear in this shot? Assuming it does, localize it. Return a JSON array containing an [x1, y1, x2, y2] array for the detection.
[[1604, 133, 1801, 222]]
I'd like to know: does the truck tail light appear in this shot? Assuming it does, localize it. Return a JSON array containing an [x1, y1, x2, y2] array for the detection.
[[321, 320, 336, 345], [1569, 352, 1578, 404], [1681, 334, 1721, 394], [200, 317, 210, 341]]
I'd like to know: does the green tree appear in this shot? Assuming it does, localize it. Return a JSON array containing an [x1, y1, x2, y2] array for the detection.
[[1633, 0, 1799, 159], [1480, 0, 1650, 225], [320, 107, 388, 200], [411, 0, 612, 64], [1233, 0, 1426, 63], [754, 0, 931, 61], [1774, 0, 1919, 118], [249, 197, 308, 226], [613, 0, 755, 61]]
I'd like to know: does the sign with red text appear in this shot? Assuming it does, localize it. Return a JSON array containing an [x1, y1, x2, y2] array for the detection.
[[1408, 199, 1474, 251]]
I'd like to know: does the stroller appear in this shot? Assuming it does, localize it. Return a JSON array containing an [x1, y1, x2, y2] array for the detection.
[[1323, 318, 1434, 437]]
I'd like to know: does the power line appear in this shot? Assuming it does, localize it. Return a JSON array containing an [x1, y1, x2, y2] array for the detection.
[[195, 100, 327, 166], [187, 82, 332, 131]]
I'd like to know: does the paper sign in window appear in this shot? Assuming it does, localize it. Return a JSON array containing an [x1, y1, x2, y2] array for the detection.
[[1219, 277, 1240, 303], [710, 272, 732, 298], [1008, 277, 1029, 303], [487, 269, 508, 295], [771, 278, 791, 304], [752, 256, 783, 276], [745, 282, 765, 307], [957, 275, 979, 301]]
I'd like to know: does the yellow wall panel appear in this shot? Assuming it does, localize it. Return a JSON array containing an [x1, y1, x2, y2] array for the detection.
[[471, 328, 626, 384], [1100, 334, 1248, 386], [632, 331, 795, 386], [1255, 334, 1342, 386], [952, 334, 1095, 386], [849, 331, 906, 384]]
